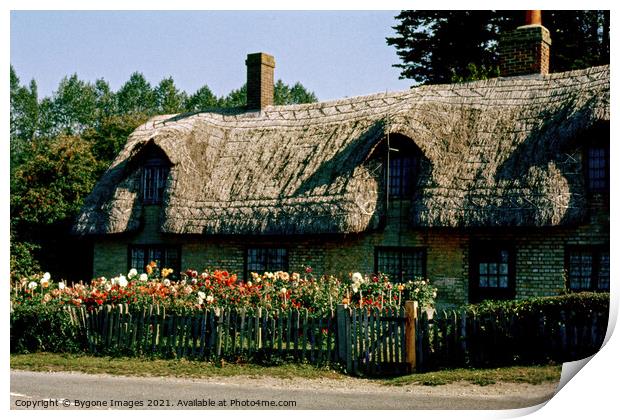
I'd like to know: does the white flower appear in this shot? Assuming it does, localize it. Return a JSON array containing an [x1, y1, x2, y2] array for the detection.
[[128, 268, 138, 279], [201, 272, 209, 279], [139, 273, 148, 281], [118, 275, 128, 288], [246, 281, 253, 287], [180, 279, 187, 286], [352, 272, 363, 284], [104, 283, 112, 292], [40, 278, 50, 288], [352, 283, 359, 293], [197, 298, 204, 305], [191, 278, 198, 284], [163, 279, 171, 287], [432, 291, 437, 298], [58, 282, 65, 290], [280, 287, 287, 294], [206, 295, 214, 303], [197, 291, 206, 299], [42, 272, 51, 281], [100, 277, 107, 284], [110, 277, 118, 285], [28, 281, 38, 290]]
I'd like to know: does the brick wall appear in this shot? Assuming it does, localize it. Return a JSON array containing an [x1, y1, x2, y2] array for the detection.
[[499, 25, 551, 77], [92, 199, 608, 308]]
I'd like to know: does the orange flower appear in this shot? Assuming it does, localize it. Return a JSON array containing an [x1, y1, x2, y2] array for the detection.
[[342, 298, 350, 305]]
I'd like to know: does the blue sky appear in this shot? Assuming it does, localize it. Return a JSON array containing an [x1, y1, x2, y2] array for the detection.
[[10, 10, 413, 101]]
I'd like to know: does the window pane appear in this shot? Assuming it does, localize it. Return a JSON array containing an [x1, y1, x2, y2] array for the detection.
[[568, 251, 593, 290], [131, 248, 145, 271], [402, 250, 424, 281], [377, 249, 401, 282], [588, 147, 608, 191], [389, 156, 417, 198], [247, 248, 288, 275], [377, 248, 425, 283], [598, 252, 610, 291], [475, 246, 513, 291]]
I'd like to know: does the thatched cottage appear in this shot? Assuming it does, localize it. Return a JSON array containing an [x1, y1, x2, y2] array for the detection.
[[74, 16, 609, 305]]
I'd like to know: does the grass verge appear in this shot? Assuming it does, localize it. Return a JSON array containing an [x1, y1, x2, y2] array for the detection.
[[10, 353, 561, 386], [382, 365, 562, 386]]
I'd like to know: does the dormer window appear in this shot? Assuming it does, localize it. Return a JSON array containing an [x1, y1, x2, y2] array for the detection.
[[586, 146, 609, 193], [373, 133, 422, 200], [581, 123, 609, 194], [140, 146, 170, 205], [389, 155, 417, 198]]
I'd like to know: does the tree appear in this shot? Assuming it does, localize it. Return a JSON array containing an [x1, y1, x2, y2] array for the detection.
[[274, 80, 318, 105], [184, 84, 218, 112], [219, 84, 247, 108], [154, 77, 187, 114], [117, 72, 156, 115], [94, 78, 117, 122], [47, 74, 99, 135], [218, 80, 317, 108], [10, 66, 39, 165], [387, 10, 610, 85]]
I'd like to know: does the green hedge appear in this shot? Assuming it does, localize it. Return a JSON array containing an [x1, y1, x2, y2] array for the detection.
[[10, 304, 87, 354], [464, 292, 610, 315]]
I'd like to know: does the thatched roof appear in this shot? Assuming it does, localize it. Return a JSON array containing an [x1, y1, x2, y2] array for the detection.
[[73, 65, 609, 236]]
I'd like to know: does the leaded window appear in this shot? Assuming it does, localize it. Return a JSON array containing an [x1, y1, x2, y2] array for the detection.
[[587, 146, 609, 192], [141, 164, 169, 204], [566, 247, 610, 291], [129, 245, 180, 277], [375, 247, 426, 283], [246, 247, 288, 277], [388, 155, 418, 198]]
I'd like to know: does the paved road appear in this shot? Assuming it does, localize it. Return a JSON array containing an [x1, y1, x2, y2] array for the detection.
[[11, 370, 554, 410]]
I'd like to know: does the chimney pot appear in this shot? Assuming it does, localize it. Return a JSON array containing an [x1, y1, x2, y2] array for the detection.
[[246, 52, 275, 110], [525, 10, 542, 26]]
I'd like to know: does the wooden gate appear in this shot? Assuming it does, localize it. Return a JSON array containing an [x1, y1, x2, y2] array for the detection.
[[337, 302, 417, 375]]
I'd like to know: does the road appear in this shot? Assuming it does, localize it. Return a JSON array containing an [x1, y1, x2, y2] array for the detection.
[[11, 370, 556, 410]]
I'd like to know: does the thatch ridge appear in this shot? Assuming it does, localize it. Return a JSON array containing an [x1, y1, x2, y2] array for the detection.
[[73, 65, 609, 236]]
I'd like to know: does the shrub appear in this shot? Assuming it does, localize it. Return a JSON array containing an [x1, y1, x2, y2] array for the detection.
[[10, 302, 87, 354]]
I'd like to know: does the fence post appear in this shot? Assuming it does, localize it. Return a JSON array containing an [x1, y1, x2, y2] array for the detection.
[[336, 304, 352, 372], [405, 300, 418, 373]]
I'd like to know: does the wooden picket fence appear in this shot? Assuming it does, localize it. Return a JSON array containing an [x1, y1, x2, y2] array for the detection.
[[63, 301, 608, 375], [414, 306, 609, 371], [65, 304, 338, 363]]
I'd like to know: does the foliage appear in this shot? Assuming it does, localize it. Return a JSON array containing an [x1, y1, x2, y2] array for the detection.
[[387, 10, 610, 84], [464, 292, 610, 317], [10, 267, 437, 315], [10, 240, 41, 282], [11, 300, 87, 353], [11, 135, 100, 226]]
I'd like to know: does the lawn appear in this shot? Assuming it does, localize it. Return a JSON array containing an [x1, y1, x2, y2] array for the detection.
[[10, 353, 562, 386]]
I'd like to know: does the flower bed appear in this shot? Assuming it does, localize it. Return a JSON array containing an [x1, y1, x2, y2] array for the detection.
[[11, 263, 438, 314]]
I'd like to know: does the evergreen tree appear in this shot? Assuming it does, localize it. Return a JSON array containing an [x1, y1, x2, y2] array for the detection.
[[387, 10, 610, 85]]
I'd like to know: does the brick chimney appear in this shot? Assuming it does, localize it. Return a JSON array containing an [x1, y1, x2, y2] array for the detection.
[[246, 52, 275, 110], [499, 10, 551, 77]]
